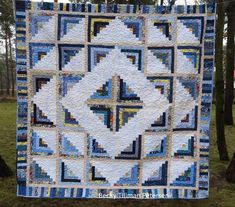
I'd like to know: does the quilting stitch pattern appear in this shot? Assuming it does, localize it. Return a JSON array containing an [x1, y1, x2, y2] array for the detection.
[[15, 1, 215, 199]]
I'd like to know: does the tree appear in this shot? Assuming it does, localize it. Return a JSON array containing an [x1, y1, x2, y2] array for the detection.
[[9, 35, 15, 97], [224, 2, 235, 182], [4, 31, 10, 95], [0, 57, 4, 95], [226, 152, 235, 183], [215, 0, 229, 161], [0, 0, 14, 177], [0, 0, 15, 96], [224, 2, 235, 125]]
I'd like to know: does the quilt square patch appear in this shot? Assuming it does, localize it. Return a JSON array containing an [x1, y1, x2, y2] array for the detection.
[[31, 129, 56, 156], [29, 43, 56, 70], [147, 47, 174, 74], [147, 16, 175, 44], [59, 131, 86, 157], [31, 74, 57, 126], [58, 44, 85, 71], [88, 16, 144, 43], [15, 1, 215, 199], [29, 13, 56, 41], [58, 14, 85, 42]]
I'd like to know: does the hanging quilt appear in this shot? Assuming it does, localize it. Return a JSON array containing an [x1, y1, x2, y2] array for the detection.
[[15, 0, 216, 199]]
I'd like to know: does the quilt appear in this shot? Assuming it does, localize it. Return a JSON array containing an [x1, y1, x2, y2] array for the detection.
[[15, 0, 216, 199]]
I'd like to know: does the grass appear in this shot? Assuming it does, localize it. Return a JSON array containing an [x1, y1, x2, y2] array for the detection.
[[0, 102, 235, 207]]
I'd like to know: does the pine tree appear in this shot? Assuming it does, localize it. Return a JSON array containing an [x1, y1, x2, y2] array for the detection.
[[215, 0, 229, 161], [224, 2, 235, 125]]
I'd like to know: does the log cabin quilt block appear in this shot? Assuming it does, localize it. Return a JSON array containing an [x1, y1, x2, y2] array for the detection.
[[15, 0, 216, 199]]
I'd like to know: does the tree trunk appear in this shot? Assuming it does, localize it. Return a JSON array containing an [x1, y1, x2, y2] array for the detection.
[[9, 36, 15, 97], [5, 29, 10, 96], [0, 69, 3, 95], [215, 0, 229, 161], [224, 3, 235, 125], [226, 152, 235, 183]]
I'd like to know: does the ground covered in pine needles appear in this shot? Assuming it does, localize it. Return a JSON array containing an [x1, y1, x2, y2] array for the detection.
[[0, 101, 235, 207]]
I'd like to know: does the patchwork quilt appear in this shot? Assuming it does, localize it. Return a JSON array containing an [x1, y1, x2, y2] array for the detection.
[[15, 0, 216, 199]]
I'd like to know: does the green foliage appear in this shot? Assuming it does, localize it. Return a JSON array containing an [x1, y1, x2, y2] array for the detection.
[[0, 0, 15, 96], [0, 0, 14, 39], [0, 102, 235, 207]]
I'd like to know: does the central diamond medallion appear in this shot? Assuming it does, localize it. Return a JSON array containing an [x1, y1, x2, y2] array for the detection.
[[62, 49, 170, 158]]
